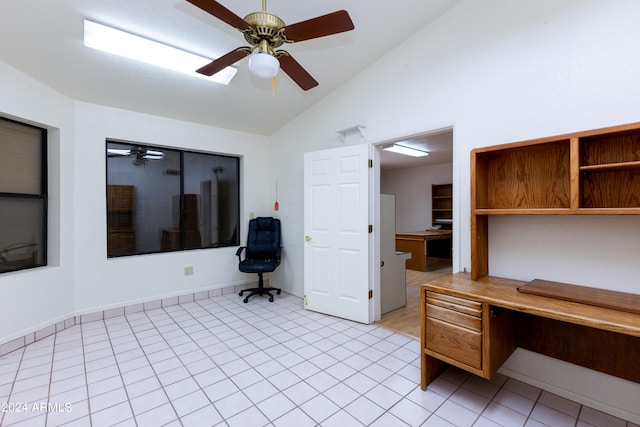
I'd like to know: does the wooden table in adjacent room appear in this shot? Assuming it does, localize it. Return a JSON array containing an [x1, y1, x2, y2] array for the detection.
[[395, 230, 452, 272]]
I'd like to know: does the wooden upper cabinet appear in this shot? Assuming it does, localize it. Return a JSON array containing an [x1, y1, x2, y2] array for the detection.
[[473, 140, 571, 212], [471, 122, 640, 279], [579, 129, 640, 209]]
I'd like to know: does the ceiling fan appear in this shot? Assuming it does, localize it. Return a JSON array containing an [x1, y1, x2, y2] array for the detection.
[[187, 0, 355, 90], [107, 146, 165, 167]]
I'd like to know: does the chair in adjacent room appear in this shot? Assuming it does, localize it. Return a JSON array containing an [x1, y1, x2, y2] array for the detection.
[[236, 217, 282, 303]]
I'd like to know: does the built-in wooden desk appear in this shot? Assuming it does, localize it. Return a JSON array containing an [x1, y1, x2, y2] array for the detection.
[[421, 273, 640, 390], [396, 230, 452, 271]]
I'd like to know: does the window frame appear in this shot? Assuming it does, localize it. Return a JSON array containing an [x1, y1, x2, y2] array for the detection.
[[0, 116, 48, 274], [105, 140, 241, 257]]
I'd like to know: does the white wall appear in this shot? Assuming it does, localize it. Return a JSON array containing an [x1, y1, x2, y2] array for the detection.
[[0, 62, 273, 342], [0, 61, 76, 343], [72, 103, 271, 314], [381, 163, 453, 232], [270, 0, 640, 421]]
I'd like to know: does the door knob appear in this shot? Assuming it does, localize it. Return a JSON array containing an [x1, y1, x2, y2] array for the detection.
[[305, 235, 312, 242]]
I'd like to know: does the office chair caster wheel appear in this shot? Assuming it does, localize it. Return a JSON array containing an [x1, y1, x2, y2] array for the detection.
[[269, 296, 274, 302], [276, 289, 281, 295], [243, 297, 249, 303], [239, 291, 244, 296]]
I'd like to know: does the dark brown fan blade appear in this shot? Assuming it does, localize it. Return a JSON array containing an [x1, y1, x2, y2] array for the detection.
[[196, 48, 250, 76], [282, 10, 354, 42], [277, 52, 318, 91], [187, 0, 253, 31]]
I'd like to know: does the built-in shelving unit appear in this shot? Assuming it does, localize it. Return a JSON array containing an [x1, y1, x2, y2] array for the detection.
[[432, 184, 453, 229], [421, 122, 640, 394], [471, 122, 640, 279]]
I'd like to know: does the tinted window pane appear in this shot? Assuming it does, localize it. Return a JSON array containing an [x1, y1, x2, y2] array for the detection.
[[0, 120, 42, 194], [0, 198, 46, 272], [0, 117, 47, 274], [183, 152, 239, 248], [107, 142, 181, 255], [106, 141, 239, 257]]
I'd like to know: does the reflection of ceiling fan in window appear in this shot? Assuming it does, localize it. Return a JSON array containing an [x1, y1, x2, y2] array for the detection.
[[107, 146, 165, 167]]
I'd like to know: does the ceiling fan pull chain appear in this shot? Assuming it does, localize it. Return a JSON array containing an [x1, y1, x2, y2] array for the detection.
[[272, 76, 277, 96]]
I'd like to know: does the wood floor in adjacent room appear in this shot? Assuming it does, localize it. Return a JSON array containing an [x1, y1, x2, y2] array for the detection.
[[376, 258, 452, 339]]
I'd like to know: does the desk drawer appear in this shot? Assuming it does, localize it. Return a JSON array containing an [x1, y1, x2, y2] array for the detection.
[[426, 317, 482, 369], [426, 291, 483, 317], [425, 291, 483, 370], [426, 302, 482, 331]]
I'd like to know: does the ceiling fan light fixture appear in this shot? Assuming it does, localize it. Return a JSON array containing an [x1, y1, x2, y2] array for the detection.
[[248, 52, 280, 79], [383, 144, 430, 157]]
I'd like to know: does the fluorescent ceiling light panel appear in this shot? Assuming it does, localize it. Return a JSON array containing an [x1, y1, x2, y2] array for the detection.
[[383, 144, 429, 157], [84, 19, 236, 85]]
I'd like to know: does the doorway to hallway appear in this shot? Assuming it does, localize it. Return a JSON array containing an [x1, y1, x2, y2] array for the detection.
[[377, 127, 454, 332], [375, 264, 452, 338]]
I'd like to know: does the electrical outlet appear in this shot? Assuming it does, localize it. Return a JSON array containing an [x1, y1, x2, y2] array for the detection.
[[184, 266, 194, 276], [249, 212, 255, 219]]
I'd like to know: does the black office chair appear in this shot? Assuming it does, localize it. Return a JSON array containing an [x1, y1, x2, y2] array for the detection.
[[236, 217, 282, 303]]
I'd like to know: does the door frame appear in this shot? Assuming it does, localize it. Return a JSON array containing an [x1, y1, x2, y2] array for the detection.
[[370, 126, 457, 322]]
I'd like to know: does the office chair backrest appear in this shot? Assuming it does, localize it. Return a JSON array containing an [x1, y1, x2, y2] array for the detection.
[[246, 217, 281, 260]]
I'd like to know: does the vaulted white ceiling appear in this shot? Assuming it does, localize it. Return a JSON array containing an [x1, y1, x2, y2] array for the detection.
[[0, 0, 459, 136]]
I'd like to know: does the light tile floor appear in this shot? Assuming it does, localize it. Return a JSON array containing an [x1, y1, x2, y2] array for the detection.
[[0, 292, 637, 427]]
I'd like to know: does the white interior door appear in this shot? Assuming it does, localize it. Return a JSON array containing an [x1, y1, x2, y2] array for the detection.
[[304, 144, 371, 323]]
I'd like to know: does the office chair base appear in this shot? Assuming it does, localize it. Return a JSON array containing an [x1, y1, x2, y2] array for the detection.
[[239, 286, 281, 303]]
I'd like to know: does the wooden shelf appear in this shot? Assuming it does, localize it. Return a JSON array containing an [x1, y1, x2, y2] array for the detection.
[[580, 160, 640, 172], [475, 207, 640, 215], [433, 218, 453, 223], [474, 208, 574, 215], [575, 207, 640, 214]]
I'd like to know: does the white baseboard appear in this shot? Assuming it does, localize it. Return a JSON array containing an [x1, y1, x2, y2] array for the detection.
[[498, 348, 640, 424], [0, 280, 259, 357]]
